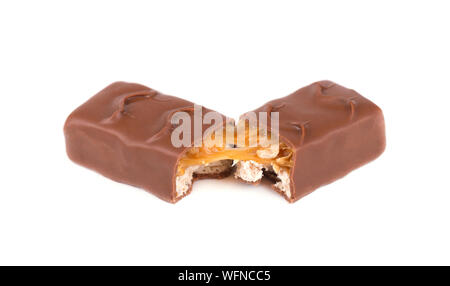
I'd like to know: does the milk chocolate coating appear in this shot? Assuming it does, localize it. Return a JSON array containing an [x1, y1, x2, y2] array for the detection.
[[253, 80, 386, 202], [64, 82, 225, 202]]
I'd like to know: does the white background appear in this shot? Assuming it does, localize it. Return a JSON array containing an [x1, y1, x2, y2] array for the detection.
[[1, 0, 449, 266]]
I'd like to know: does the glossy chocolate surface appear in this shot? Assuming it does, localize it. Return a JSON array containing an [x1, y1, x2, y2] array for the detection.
[[64, 82, 223, 202], [251, 80, 386, 201]]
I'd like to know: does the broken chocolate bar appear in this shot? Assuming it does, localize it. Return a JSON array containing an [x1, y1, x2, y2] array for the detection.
[[64, 82, 234, 202], [239, 80, 386, 201], [64, 80, 385, 203]]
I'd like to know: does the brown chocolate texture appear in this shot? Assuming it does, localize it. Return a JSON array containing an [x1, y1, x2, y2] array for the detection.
[[64, 81, 385, 203], [250, 80, 385, 201], [64, 82, 227, 202]]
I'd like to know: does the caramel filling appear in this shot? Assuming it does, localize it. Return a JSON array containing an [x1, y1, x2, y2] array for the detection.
[[177, 142, 293, 176]]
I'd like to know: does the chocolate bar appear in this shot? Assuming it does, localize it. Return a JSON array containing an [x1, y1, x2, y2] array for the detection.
[[64, 81, 385, 203], [233, 80, 386, 201], [64, 82, 234, 202]]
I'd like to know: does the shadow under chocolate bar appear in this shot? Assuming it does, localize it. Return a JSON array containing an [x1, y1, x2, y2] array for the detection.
[[64, 81, 385, 203]]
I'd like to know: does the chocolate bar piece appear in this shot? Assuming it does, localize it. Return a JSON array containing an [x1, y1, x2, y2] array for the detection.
[[64, 82, 234, 202], [234, 80, 386, 201]]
